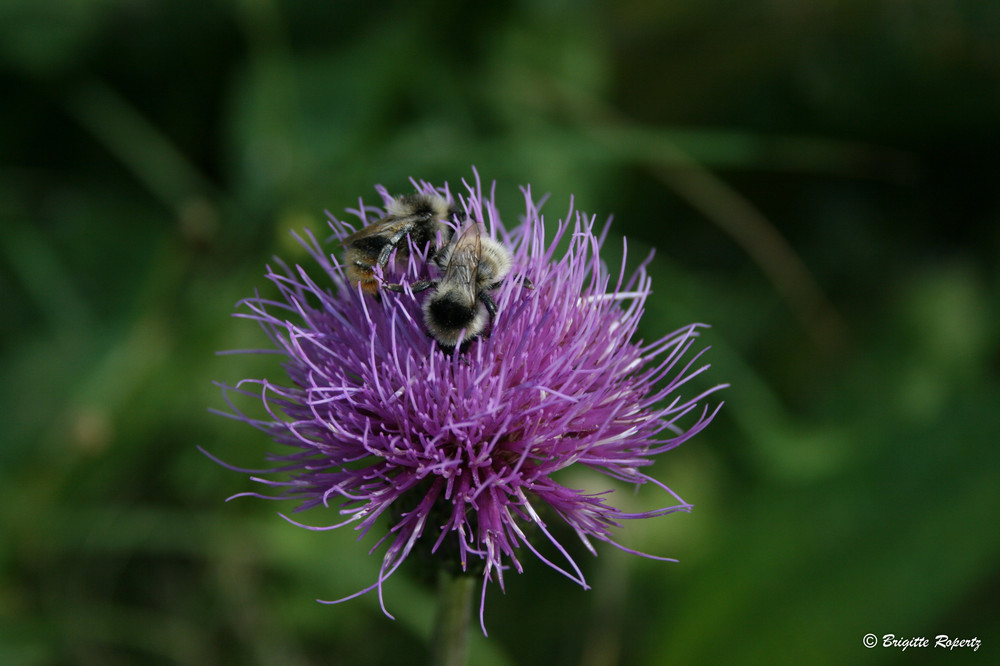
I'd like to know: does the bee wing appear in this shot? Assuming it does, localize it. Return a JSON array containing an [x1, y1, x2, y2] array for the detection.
[[341, 216, 404, 247], [440, 225, 483, 300]]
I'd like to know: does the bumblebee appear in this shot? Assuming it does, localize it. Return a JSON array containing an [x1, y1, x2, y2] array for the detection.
[[389, 224, 524, 350], [342, 193, 461, 294]]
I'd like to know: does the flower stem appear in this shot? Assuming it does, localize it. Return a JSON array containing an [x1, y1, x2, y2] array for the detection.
[[431, 571, 475, 666]]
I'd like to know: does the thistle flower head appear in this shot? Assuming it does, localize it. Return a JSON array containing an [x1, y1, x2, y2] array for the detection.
[[211, 172, 726, 632]]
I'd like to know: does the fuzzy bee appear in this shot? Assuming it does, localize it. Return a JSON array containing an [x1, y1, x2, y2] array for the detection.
[[342, 193, 462, 294], [389, 224, 527, 350]]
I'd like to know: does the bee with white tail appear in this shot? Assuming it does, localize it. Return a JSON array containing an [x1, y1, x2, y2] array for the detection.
[[388, 224, 528, 350]]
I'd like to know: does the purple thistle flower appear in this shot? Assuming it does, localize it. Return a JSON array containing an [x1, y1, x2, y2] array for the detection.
[[210, 172, 726, 632]]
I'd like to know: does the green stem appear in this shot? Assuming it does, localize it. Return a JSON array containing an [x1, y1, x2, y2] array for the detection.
[[431, 572, 475, 666]]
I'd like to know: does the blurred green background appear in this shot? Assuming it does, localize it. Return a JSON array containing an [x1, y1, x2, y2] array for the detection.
[[2, 1, 998, 664]]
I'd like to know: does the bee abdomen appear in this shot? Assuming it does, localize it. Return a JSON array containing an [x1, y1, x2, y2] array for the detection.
[[428, 294, 477, 328]]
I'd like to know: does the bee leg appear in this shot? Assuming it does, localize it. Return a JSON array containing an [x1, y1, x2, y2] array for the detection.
[[376, 239, 400, 267], [409, 280, 437, 293], [376, 222, 417, 267], [484, 275, 532, 292], [479, 292, 499, 337], [501, 274, 533, 290], [384, 279, 437, 293]]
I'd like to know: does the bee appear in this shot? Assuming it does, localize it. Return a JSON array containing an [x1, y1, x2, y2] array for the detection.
[[388, 224, 526, 350], [342, 193, 462, 294]]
